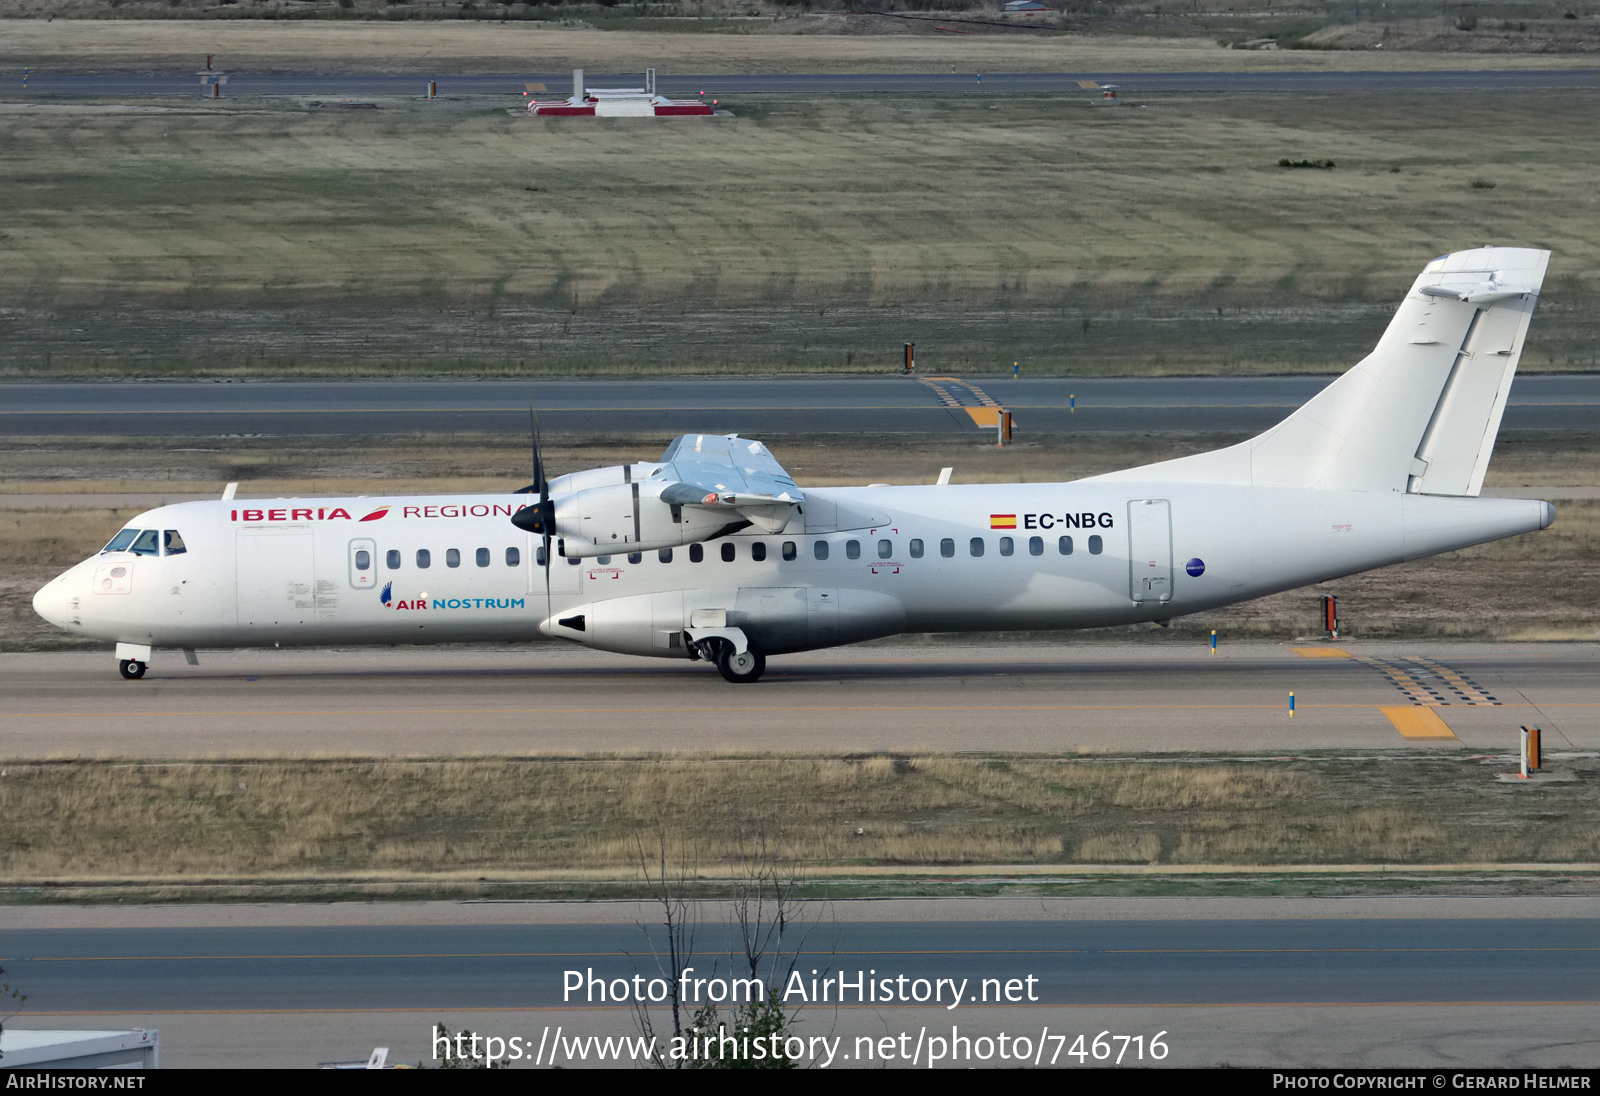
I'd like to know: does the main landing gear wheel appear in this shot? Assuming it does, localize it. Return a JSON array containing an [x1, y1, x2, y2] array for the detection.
[[119, 659, 147, 680], [715, 644, 765, 684]]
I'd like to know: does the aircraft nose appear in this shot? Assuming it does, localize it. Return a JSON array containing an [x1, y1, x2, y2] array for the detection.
[[32, 572, 74, 628]]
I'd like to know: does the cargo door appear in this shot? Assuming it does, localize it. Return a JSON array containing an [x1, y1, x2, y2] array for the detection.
[[1128, 499, 1173, 604], [236, 531, 317, 627]]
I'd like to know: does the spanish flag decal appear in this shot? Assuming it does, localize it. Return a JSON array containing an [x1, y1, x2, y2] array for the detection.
[[990, 514, 1017, 529]]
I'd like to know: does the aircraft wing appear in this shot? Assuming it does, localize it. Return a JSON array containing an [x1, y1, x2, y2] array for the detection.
[[655, 434, 804, 532]]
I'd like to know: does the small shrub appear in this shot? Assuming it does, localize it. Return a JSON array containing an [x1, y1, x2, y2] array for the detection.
[[1278, 158, 1336, 170], [1470, 179, 1497, 189]]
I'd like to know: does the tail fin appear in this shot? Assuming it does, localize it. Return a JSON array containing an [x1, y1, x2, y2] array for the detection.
[[1093, 246, 1549, 495]]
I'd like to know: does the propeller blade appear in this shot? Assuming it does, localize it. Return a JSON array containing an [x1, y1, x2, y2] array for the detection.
[[531, 405, 547, 497], [528, 404, 553, 618]]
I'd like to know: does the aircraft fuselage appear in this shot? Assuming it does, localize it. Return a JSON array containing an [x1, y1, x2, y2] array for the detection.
[[33, 482, 1552, 660]]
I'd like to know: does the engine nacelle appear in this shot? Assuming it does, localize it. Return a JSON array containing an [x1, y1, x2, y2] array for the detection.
[[545, 463, 659, 497], [541, 587, 907, 658], [552, 481, 738, 557]]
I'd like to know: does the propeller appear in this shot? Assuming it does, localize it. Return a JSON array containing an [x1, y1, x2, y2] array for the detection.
[[510, 406, 555, 617]]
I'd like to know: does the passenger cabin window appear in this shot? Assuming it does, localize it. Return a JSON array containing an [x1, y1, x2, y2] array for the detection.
[[354, 549, 371, 571], [597, 555, 612, 565], [940, 538, 955, 558], [506, 547, 520, 567], [417, 549, 431, 568], [998, 537, 1014, 557], [1089, 535, 1104, 555], [1029, 536, 1044, 556], [814, 541, 829, 561], [536, 546, 547, 567], [446, 548, 461, 569], [909, 539, 924, 559], [163, 530, 187, 556], [846, 540, 861, 560], [969, 537, 985, 557], [878, 539, 892, 559], [1059, 536, 1074, 556], [659, 548, 674, 564], [721, 543, 736, 563], [751, 542, 767, 563], [690, 544, 704, 563], [476, 548, 490, 568], [130, 529, 160, 557], [628, 552, 642, 565], [387, 550, 401, 570], [782, 541, 797, 562], [102, 529, 139, 554]]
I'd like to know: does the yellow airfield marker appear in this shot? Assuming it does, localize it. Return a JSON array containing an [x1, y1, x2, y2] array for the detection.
[[1381, 705, 1457, 740]]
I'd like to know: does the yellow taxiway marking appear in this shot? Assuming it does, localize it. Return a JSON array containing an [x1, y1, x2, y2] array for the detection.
[[1291, 647, 1352, 658], [964, 407, 1001, 427], [1381, 705, 1457, 740]]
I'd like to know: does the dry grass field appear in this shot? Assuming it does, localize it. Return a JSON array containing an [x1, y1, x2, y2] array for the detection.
[[2, 754, 1596, 896], [2, 83, 1597, 375], [5, 432, 1598, 650], [5, 18, 1597, 76]]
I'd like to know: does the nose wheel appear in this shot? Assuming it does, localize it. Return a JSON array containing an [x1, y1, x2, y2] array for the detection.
[[119, 659, 147, 680]]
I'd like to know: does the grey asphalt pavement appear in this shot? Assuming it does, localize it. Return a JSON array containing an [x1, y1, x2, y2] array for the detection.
[[3, 643, 1594, 757], [13, 69, 1600, 100], [9, 902, 1598, 1068], [4, 375, 1597, 437]]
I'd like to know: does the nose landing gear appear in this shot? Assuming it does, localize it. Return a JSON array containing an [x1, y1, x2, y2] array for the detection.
[[115, 642, 153, 680]]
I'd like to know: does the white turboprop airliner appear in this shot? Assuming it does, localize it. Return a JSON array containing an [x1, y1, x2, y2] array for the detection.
[[34, 247, 1555, 683]]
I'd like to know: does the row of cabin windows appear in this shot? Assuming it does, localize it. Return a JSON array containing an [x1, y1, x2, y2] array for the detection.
[[375, 547, 523, 571], [584, 534, 1103, 566], [369, 535, 1105, 573]]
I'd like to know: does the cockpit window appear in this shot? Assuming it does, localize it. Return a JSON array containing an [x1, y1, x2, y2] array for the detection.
[[129, 529, 161, 557], [163, 530, 187, 556], [102, 529, 139, 553]]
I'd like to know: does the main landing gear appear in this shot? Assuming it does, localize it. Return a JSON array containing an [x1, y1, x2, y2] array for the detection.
[[715, 644, 766, 684], [119, 659, 147, 680], [693, 636, 766, 683]]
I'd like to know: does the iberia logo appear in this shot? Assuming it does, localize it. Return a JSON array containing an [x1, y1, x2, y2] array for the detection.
[[360, 506, 391, 522], [990, 514, 1017, 529]]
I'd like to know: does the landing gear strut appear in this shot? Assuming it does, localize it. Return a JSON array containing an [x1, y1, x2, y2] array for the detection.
[[715, 644, 765, 684], [119, 659, 147, 680]]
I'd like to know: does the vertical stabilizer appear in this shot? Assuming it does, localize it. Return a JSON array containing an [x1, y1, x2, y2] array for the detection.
[[1090, 247, 1549, 495]]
